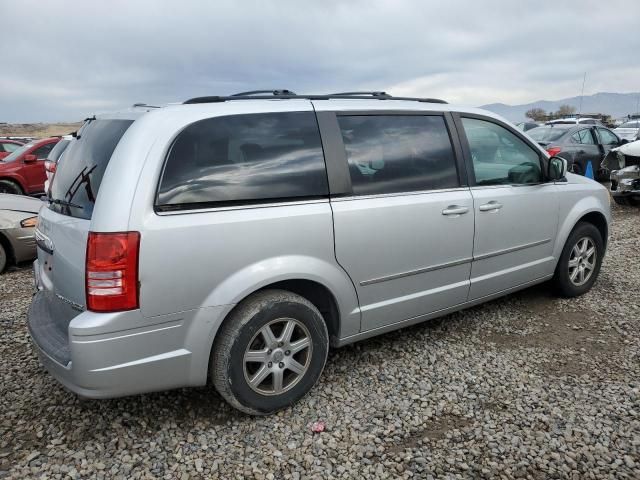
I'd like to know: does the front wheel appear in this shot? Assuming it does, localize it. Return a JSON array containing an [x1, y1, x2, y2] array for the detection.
[[211, 289, 329, 415], [553, 222, 604, 297], [0, 242, 7, 273]]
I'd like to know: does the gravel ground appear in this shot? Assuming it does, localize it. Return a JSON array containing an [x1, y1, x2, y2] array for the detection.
[[1, 203, 639, 479]]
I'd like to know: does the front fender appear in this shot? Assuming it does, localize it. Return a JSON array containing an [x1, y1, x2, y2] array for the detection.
[[202, 254, 361, 338], [552, 191, 610, 262]]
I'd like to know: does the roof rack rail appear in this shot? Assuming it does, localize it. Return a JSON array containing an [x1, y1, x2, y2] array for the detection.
[[230, 89, 296, 97], [183, 92, 447, 105], [132, 103, 161, 109], [330, 91, 390, 97]]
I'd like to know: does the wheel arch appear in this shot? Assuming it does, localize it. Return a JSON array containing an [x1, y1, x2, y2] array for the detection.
[[0, 232, 15, 268], [0, 175, 26, 193], [554, 202, 610, 264]]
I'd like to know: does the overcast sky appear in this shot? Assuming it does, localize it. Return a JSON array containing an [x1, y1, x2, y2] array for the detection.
[[1, 0, 639, 122]]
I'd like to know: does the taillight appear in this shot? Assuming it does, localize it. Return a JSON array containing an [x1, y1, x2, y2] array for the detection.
[[44, 160, 56, 173], [546, 147, 562, 157], [86, 232, 140, 312]]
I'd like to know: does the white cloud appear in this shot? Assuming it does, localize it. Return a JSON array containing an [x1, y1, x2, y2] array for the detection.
[[1, 0, 639, 121]]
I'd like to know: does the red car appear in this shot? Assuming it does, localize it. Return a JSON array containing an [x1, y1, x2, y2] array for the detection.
[[0, 137, 60, 195], [0, 139, 24, 160]]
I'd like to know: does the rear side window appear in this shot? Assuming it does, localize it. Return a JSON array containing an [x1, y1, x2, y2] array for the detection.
[[337, 115, 459, 195], [33, 142, 55, 159], [46, 139, 70, 162], [49, 120, 133, 219], [571, 129, 595, 145], [157, 112, 328, 209]]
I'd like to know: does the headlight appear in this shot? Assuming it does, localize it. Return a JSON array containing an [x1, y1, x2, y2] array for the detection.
[[20, 216, 38, 228]]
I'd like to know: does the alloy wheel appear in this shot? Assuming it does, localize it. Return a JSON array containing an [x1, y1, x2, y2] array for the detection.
[[568, 237, 597, 286], [243, 318, 312, 396]]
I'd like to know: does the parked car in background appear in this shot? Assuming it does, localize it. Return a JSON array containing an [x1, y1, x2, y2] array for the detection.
[[613, 120, 640, 143], [0, 194, 41, 272], [0, 139, 24, 160], [546, 117, 602, 126], [515, 121, 541, 132], [28, 92, 610, 415], [602, 139, 640, 206], [527, 124, 623, 178], [44, 136, 73, 193], [0, 137, 60, 195]]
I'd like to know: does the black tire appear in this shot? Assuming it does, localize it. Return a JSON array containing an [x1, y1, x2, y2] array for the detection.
[[0, 242, 7, 273], [211, 289, 329, 415], [570, 161, 583, 176], [613, 196, 631, 206], [553, 222, 604, 298], [0, 179, 23, 195]]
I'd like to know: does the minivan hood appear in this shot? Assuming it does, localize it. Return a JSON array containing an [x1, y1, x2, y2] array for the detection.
[[0, 193, 44, 214]]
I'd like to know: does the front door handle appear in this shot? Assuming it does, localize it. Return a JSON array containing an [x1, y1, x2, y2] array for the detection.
[[478, 201, 503, 212], [442, 205, 469, 216]]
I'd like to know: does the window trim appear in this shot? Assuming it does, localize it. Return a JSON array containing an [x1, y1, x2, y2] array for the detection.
[[153, 111, 330, 213], [452, 112, 550, 187], [322, 110, 464, 197]]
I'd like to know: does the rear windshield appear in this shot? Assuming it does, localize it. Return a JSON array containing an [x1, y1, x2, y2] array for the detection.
[[527, 127, 568, 142], [49, 120, 133, 219], [46, 139, 70, 162]]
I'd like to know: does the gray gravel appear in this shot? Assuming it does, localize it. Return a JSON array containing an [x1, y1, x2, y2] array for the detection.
[[1, 203, 639, 479]]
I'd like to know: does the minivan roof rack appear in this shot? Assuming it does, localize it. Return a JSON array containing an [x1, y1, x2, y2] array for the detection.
[[183, 91, 447, 105], [230, 89, 297, 97]]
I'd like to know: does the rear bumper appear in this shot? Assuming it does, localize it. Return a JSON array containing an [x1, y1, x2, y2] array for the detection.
[[27, 287, 229, 399]]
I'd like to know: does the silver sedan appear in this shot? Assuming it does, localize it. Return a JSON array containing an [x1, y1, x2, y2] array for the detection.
[[0, 194, 42, 272]]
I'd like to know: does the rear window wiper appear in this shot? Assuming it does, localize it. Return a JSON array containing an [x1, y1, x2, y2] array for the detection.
[[49, 198, 84, 209]]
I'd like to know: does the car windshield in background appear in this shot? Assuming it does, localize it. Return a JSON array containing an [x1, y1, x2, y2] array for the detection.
[[527, 127, 568, 142], [619, 121, 640, 128], [2, 143, 33, 162], [49, 120, 133, 219]]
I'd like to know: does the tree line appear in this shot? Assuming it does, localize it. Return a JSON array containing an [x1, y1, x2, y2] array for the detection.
[[526, 105, 576, 122]]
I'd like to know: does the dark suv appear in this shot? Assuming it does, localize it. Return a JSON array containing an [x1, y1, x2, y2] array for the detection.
[[0, 137, 60, 195]]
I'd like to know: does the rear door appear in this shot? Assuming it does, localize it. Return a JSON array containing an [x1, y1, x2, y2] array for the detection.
[[320, 110, 474, 332], [456, 114, 559, 300], [36, 120, 134, 319], [570, 128, 601, 175]]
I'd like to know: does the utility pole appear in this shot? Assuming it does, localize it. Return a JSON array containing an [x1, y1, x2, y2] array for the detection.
[[578, 72, 586, 118]]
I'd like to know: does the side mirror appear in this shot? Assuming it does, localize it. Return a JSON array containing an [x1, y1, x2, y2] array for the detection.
[[24, 154, 38, 163], [548, 156, 567, 181], [620, 139, 628, 145]]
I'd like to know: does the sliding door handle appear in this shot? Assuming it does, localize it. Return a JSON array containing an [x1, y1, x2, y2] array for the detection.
[[478, 201, 503, 212], [442, 205, 469, 216]]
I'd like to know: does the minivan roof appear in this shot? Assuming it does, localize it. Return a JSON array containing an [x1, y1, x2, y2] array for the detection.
[[93, 97, 506, 124]]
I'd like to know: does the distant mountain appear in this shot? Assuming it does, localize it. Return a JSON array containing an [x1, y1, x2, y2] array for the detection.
[[481, 92, 640, 122]]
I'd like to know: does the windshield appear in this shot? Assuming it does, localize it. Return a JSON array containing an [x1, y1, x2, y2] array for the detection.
[[619, 121, 640, 129], [49, 120, 133, 219], [527, 127, 568, 142], [2, 142, 33, 162]]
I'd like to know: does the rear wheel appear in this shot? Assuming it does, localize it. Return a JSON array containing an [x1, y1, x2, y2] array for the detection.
[[553, 222, 604, 297], [569, 162, 583, 176], [0, 242, 7, 273], [613, 196, 640, 206], [0, 180, 23, 195], [211, 289, 329, 415]]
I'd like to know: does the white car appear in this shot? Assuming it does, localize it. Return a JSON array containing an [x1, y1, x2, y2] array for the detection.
[[613, 120, 640, 143], [546, 117, 602, 126]]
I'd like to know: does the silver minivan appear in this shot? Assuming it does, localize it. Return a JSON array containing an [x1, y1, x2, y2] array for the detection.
[[28, 91, 611, 414]]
